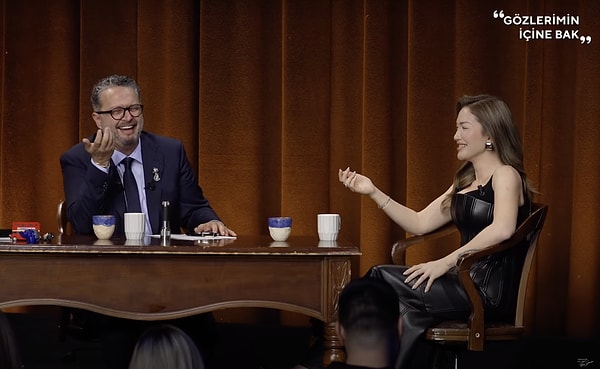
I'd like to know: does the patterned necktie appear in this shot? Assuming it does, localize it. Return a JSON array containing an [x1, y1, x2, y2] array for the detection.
[[121, 157, 142, 212]]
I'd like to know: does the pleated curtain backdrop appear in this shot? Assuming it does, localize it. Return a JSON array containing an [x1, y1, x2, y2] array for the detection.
[[0, 0, 599, 338]]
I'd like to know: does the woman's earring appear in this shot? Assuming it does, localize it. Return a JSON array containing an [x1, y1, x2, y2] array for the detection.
[[484, 141, 494, 151]]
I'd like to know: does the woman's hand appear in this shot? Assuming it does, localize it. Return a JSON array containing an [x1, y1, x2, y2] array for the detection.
[[403, 258, 454, 293], [338, 167, 375, 195]]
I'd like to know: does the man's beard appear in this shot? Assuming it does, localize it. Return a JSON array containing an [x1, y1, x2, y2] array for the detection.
[[114, 125, 142, 153]]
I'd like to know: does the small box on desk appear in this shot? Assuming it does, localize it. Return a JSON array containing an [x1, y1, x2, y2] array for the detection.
[[10, 221, 41, 241]]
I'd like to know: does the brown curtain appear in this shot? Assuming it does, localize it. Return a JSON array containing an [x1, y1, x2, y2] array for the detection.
[[1, 0, 599, 338]]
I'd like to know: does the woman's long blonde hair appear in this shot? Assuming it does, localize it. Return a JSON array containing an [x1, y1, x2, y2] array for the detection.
[[442, 94, 534, 209]]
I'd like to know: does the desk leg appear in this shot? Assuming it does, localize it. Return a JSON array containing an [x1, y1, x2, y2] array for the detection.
[[323, 321, 345, 366]]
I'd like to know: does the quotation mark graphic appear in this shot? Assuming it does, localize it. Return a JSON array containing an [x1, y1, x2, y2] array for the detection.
[[580, 36, 592, 44], [493, 10, 505, 19]]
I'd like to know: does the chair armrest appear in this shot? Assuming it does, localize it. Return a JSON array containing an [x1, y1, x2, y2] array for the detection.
[[454, 239, 524, 351], [455, 253, 486, 350], [391, 224, 457, 265]]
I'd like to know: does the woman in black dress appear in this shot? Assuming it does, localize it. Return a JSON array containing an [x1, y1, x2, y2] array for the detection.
[[338, 94, 534, 369]]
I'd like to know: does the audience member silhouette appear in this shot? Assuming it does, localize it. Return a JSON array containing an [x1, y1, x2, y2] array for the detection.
[[327, 278, 401, 369], [128, 324, 205, 369]]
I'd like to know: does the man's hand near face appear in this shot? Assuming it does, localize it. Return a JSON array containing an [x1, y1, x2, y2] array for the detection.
[[83, 127, 115, 168]]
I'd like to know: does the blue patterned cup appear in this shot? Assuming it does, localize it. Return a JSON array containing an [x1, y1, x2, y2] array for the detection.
[[92, 215, 116, 240], [268, 217, 292, 241]]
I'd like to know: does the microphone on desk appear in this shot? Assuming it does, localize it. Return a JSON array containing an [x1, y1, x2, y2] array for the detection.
[[161, 201, 171, 246]]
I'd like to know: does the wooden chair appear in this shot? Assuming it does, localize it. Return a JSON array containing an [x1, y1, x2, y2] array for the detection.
[[57, 199, 70, 237], [391, 203, 548, 367]]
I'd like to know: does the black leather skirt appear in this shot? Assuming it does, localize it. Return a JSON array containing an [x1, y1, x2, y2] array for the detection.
[[366, 265, 471, 369]]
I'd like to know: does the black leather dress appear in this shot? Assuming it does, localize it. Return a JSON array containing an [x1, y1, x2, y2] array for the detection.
[[366, 178, 531, 369]]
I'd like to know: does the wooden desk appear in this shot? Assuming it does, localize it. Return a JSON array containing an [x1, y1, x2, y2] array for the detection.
[[0, 235, 360, 365]]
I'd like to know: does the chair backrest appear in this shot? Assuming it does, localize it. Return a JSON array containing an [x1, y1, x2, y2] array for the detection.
[[57, 199, 70, 236]]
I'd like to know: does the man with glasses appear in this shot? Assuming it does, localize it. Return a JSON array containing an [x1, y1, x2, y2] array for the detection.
[[60, 74, 236, 237], [59, 74, 234, 368]]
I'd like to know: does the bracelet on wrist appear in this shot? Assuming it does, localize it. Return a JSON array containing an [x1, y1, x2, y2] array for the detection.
[[378, 196, 391, 209]]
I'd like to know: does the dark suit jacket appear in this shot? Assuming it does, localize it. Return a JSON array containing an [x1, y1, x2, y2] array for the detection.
[[60, 131, 220, 235]]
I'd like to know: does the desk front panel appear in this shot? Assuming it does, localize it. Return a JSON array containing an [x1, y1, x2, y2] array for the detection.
[[0, 236, 358, 321]]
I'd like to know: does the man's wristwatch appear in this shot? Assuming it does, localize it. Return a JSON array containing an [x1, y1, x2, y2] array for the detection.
[[94, 160, 110, 168]]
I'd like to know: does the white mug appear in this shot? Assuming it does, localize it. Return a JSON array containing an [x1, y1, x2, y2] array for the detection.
[[317, 213, 341, 241], [124, 212, 145, 240]]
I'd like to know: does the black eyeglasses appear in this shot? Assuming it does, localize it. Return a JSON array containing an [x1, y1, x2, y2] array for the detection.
[[95, 104, 144, 120]]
